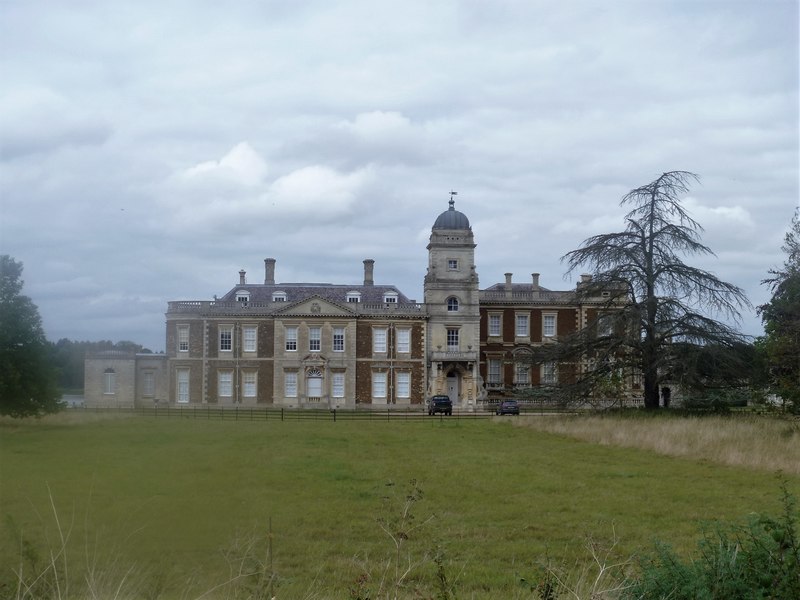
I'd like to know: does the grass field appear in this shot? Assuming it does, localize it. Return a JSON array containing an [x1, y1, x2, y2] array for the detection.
[[1, 412, 798, 599]]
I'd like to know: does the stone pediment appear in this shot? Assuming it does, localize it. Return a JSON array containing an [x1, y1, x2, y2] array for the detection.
[[274, 295, 354, 317]]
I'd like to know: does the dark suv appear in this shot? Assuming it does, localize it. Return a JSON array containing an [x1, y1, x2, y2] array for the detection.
[[427, 395, 453, 416], [496, 400, 520, 415]]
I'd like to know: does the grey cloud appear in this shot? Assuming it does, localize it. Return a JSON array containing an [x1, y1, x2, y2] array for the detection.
[[1, 0, 796, 350]]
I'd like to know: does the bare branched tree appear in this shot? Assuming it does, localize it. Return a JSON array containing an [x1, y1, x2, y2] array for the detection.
[[540, 172, 751, 409]]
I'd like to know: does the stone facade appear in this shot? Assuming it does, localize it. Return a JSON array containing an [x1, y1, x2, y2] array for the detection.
[[84, 351, 167, 407], [85, 200, 627, 408]]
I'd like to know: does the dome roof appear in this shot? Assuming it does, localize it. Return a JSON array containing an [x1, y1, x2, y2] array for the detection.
[[432, 199, 470, 230]]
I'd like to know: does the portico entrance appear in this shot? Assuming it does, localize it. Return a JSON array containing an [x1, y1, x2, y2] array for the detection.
[[446, 370, 460, 404]]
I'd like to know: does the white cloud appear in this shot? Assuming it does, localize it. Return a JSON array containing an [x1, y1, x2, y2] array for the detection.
[[267, 164, 373, 216], [182, 142, 267, 186]]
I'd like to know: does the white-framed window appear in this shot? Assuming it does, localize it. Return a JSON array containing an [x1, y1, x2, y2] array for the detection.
[[142, 371, 155, 397], [346, 291, 361, 303], [632, 369, 643, 389], [306, 368, 322, 399], [243, 326, 257, 352], [598, 314, 613, 337], [488, 314, 501, 337], [515, 363, 529, 386], [218, 370, 233, 398], [396, 328, 410, 353], [396, 371, 410, 398], [383, 292, 398, 303], [447, 259, 459, 270], [447, 296, 459, 312], [543, 314, 557, 338], [542, 362, 557, 385], [236, 290, 250, 303], [177, 325, 189, 353], [333, 327, 345, 352], [372, 371, 387, 398], [285, 326, 298, 352], [242, 371, 257, 398], [272, 291, 287, 302], [177, 368, 190, 403], [516, 314, 529, 337], [487, 359, 502, 385], [446, 328, 459, 351], [331, 372, 345, 398], [284, 371, 298, 397], [219, 326, 233, 352], [309, 326, 321, 351], [373, 328, 387, 353], [103, 369, 116, 395]]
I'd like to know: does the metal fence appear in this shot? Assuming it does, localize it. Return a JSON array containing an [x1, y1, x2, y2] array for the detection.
[[67, 405, 500, 421]]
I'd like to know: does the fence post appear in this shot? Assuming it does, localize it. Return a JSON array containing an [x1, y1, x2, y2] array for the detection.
[[281, 408, 284, 422], [333, 409, 336, 422]]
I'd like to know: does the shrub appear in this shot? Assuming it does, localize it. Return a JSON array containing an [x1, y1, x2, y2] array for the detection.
[[623, 479, 800, 599]]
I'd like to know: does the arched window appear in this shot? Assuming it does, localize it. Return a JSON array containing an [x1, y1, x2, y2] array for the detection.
[[447, 296, 459, 312], [306, 368, 323, 400]]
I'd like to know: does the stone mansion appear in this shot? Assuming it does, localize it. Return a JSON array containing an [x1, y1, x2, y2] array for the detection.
[[85, 200, 615, 409]]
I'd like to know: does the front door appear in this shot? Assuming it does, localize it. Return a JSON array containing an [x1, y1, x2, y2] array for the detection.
[[447, 371, 459, 404]]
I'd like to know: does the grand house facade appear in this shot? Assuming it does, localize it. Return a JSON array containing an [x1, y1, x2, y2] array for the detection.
[[85, 200, 618, 409]]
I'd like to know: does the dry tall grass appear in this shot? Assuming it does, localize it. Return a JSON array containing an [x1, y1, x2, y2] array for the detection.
[[513, 414, 800, 474]]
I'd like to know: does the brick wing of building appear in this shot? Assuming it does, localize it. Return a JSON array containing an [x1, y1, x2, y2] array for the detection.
[[85, 200, 622, 409]]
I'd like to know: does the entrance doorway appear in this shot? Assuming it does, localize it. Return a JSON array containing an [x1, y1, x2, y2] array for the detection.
[[446, 371, 460, 404]]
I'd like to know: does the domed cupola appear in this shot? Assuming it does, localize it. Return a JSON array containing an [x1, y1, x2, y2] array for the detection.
[[433, 198, 470, 230]]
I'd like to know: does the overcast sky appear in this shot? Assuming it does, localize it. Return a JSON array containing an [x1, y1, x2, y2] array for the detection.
[[2, 0, 797, 352]]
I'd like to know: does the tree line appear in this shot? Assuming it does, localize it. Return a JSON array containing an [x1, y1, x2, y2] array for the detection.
[[48, 338, 153, 392], [1, 173, 798, 417]]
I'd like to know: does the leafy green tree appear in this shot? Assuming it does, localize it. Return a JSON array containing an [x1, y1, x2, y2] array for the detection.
[[759, 208, 800, 413], [0, 255, 61, 417], [543, 172, 750, 409]]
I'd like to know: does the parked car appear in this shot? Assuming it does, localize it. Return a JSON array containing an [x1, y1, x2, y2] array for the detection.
[[496, 400, 520, 415], [427, 395, 453, 416]]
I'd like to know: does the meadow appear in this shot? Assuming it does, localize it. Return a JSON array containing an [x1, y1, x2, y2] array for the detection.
[[1, 412, 798, 599]]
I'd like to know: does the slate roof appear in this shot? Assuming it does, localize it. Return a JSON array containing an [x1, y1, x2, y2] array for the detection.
[[220, 283, 417, 305]]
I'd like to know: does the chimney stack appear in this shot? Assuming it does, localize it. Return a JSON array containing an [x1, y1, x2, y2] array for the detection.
[[581, 273, 592, 283], [264, 258, 276, 285], [363, 259, 375, 286], [531, 273, 540, 289], [504, 273, 513, 291], [239, 270, 246, 285]]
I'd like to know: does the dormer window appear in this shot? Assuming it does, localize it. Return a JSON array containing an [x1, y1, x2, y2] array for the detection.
[[346, 291, 361, 303], [236, 290, 250, 304], [272, 291, 287, 302], [383, 292, 398, 304]]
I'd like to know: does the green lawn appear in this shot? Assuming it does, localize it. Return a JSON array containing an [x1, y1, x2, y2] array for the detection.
[[1, 415, 797, 598]]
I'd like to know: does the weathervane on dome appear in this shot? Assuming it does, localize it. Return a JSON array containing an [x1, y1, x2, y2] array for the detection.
[[449, 190, 457, 209]]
